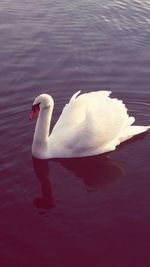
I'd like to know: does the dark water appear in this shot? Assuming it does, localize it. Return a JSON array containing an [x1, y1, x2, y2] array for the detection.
[[0, 0, 150, 266]]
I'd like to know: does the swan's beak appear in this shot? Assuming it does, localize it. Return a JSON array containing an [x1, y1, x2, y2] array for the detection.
[[29, 110, 39, 120], [29, 105, 40, 120]]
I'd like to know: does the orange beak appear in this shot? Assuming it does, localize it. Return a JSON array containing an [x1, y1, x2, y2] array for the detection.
[[29, 105, 40, 120]]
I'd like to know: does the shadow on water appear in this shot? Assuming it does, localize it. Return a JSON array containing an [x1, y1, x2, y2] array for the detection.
[[32, 157, 55, 210], [55, 154, 123, 188], [32, 133, 149, 210], [32, 154, 124, 210]]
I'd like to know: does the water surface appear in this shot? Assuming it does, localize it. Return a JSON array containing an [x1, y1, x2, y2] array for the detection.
[[0, 0, 150, 266]]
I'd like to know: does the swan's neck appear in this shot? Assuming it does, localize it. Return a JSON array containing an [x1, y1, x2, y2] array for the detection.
[[34, 104, 53, 142]]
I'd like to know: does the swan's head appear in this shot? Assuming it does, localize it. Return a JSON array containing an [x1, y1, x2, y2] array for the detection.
[[30, 94, 54, 120]]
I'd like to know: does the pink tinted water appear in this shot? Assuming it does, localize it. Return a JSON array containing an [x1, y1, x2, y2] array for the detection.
[[0, 0, 150, 266]]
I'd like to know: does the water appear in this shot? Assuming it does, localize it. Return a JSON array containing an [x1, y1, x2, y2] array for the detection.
[[0, 0, 150, 266]]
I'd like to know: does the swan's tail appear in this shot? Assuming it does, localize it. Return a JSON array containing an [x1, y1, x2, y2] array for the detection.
[[119, 125, 150, 143]]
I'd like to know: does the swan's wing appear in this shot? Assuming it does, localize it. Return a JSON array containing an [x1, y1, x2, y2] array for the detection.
[[50, 91, 133, 155], [48, 91, 150, 158], [67, 94, 134, 153], [52, 91, 84, 131], [51, 90, 111, 135]]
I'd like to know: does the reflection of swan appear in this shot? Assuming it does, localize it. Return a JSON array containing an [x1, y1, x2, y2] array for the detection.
[[33, 154, 123, 206], [32, 157, 55, 209], [30, 91, 150, 159], [54, 155, 123, 188]]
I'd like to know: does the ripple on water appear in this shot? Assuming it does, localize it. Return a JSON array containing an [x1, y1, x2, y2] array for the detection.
[[0, 1, 150, 266]]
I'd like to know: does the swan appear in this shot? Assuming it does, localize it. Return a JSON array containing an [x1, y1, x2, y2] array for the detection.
[[30, 91, 150, 159]]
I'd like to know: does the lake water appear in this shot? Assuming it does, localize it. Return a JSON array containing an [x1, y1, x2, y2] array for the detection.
[[0, 0, 150, 266]]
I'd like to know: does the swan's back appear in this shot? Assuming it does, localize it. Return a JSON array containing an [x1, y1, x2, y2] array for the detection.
[[49, 91, 146, 157]]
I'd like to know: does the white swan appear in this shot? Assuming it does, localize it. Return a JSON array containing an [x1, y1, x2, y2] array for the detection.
[[30, 91, 150, 159]]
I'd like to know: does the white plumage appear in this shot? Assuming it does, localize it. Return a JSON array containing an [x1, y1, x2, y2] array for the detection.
[[30, 91, 150, 159]]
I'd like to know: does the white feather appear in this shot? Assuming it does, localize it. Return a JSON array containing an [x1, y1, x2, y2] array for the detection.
[[31, 91, 150, 159]]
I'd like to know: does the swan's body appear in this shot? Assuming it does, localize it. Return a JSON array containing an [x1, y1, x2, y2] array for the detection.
[[30, 91, 150, 159]]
